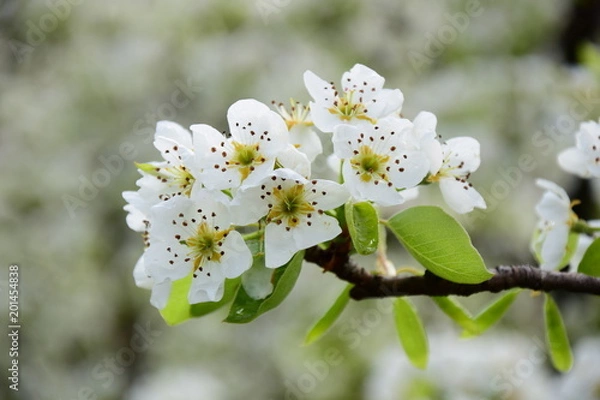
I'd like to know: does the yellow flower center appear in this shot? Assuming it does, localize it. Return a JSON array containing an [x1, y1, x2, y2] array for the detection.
[[274, 99, 314, 130], [350, 145, 390, 182], [137, 162, 195, 196], [266, 184, 315, 228], [328, 91, 376, 123], [229, 141, 266, 181], [185, 222, 231, 273]]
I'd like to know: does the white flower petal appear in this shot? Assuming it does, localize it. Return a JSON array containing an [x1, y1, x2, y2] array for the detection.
[[306, 179, 349, 211], [569, 234, 592, 273], [303, 70, 336, 105], [150, 279, 172, 310], [277, 145, 311, 178], [388, 149, 430, 189], [219, 231, 252, 279], [332, 124, 361, 159], [227, 99, 288, 153], [412, 111, 438, 138], [265, 223, 298, 268], [558, 148, 590, 178], [535, 192, 571, 222], [133, 254, 154, 290], [327, 154, 342, 176], [342, 64, 384, 97], [156, 120, 193, 149], [230, 184, 270, 226], [123, 191, 148, 232], [154, 122, 193, 165], [189, 265, 225, 303], [309, 101, 345, 133], [239, 158, 277, 188], [288, 124, 322, 162], [439, 178, 486, 214], [443, 137, 481, 174], [242, 262, 274, 300], [422, 137, 443, 174], [400, 187, 420, 202], [534, 179, 571, 221], [540, 224, 570, 271], [371, 88, 404, 117], [293, 214, 341, 251]]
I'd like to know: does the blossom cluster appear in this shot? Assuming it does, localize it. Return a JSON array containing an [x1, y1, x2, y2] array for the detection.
[[533, 119, 600, 270], [124, 64, 487, 308]]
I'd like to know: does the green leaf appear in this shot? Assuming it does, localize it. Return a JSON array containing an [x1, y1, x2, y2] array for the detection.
[[544, 294, 573, 372], [461, 290, 520, 338], [577, 237, 600, 277], [393, 298, 429, 369], [304, 285, 352, 345], [225, 251, 304, 323], [432, 296, 478, 333], [387, 206, 492, 283], [160, 275, 241, 326], [345, 201, 379, 255]]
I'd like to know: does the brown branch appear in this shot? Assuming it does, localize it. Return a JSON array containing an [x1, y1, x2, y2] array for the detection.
[[304, 243, 600, 300]]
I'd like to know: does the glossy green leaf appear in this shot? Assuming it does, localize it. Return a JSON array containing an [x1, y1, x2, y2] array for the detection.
[[544, 294, 573, 372], [225, 251, 304, 323], [432, 296, 478, 333], [393, 298, 429, 369], [304, 285, 352, 345], [160, 275, 241, 326], [461, 290, 520, 338], [577, 237, 600, 277], [387, 206, 492, 283], [345, 201, 379, 255]]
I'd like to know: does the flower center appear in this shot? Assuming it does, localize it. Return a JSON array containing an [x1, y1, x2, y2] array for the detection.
[[229, 142, 266, 181], [185, 222, 230, 272], [350, 145, 390, 182], [328, 91, 376, 123], [266, 184, 315, 228], [137, 162, 196, 196], [274, 99, 314, 130]]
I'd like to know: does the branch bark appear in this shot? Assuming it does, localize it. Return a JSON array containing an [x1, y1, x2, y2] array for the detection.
[[304, 243, 600, 300]]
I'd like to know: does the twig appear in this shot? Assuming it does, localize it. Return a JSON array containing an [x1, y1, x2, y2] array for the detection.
[[304, 243, 600, 300]]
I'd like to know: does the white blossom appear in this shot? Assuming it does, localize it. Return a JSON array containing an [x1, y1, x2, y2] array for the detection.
[[145, 189, 252, 307], [332, 116, 430, 206], [231, 168, 348, 268], [134, 121, 199, 204], [428, 137, 486, 214], [531, 179, 578, 270], [304, 64, 403, 132], [558, 119, 600, 178], [191, 99, 288, 190], [273, 99, 322, 162]]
